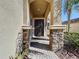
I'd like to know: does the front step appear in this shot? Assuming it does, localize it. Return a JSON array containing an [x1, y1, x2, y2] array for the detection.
[[31, 40, 49, 45], [32, 36, 49, 40], [31, 36, 50, 50]]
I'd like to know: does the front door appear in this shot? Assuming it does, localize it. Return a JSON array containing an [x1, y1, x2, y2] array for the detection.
[[34, 19, 44, 36]]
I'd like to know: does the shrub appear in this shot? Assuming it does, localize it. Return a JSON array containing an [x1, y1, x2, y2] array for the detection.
[[64, 32, 79, 48]]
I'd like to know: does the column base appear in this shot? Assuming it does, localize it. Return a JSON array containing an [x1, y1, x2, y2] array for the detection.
[[22, 25, 32, 56], [49, 25, 66, 52]]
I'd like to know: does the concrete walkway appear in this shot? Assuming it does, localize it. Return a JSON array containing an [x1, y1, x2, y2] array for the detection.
[[29, 47, 59, 59], [29, 38, 59, 59]]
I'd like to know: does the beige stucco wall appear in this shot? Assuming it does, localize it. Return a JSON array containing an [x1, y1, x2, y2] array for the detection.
[[70, 22, 79, 33], [64, 22, 79, 33], [0, 0, 23, 59]]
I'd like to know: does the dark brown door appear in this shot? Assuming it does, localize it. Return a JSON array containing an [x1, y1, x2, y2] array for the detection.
[[34, 19, 44, 36]]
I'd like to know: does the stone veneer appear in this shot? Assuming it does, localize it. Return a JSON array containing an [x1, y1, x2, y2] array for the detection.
[[50, 30, 64, 52]]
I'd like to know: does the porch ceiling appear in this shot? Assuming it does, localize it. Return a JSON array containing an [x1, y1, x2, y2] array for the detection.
[[30, 0, 50, 18]]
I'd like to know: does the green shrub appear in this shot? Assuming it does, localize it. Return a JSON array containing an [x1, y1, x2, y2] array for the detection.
[[64, 32, 79, 48]]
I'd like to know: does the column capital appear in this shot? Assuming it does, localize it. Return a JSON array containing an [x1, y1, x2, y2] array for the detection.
[[50, 25, 66, 30], [22, 25, 32, 29]]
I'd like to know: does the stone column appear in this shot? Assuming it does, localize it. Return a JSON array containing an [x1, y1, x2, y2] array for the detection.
[[49, 0, 54, 50], [22, 0, 31, 57], [50, 0, 65, 52]]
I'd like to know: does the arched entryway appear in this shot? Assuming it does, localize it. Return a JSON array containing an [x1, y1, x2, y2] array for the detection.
[[20, 0, 65, 58]]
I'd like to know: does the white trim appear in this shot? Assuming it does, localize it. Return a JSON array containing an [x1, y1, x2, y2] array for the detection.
[[22, 25, 32, 29], [50, 25, 66, 29]]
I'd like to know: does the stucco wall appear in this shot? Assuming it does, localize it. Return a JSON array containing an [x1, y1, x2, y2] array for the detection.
[[70, 22, 79, 33], [64, 22, 79, 33], [0, 0, 23, 59]]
